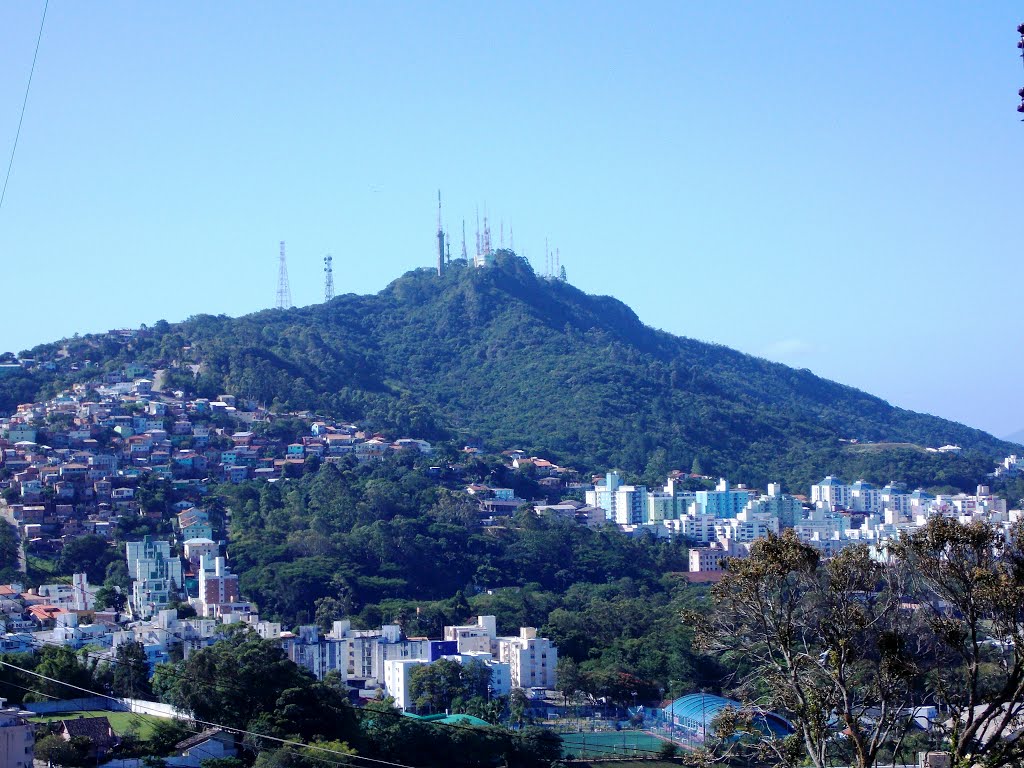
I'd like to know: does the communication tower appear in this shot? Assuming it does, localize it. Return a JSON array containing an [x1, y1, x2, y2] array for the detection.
[[276, 241, 292, 309], [436, 191, 445, 276], [1018, 23, 1024, 117], [482, 215, 492, 256], [324, 254, 334, 301]]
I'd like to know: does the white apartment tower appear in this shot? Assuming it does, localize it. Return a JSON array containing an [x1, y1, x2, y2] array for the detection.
[[498, 628, 558, 690], [125, 537, 183, 619], [0, 699, 34, 768]]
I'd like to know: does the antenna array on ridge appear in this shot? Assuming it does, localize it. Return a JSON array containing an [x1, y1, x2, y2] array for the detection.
[[276, 241, 292, 310], [324, 254, 334, 302]]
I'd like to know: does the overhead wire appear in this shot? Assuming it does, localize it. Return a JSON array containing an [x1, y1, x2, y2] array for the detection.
[[0, 670, 238, 768], [15, 634, 668, 759], [0, 0, 49, 217], [16, 633, 662, 758], [0, 657, 421, 768], [0, 648, 263, 766]]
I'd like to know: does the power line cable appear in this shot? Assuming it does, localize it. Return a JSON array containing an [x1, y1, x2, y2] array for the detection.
[[0, 657, 422, 768], [1, 674, 360, 768], [0, 670, 237, 767], [17, 634, 667, 759], [0, 0, 49, 217]]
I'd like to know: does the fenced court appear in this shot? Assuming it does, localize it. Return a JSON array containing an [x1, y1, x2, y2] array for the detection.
[[560, 730, 669, 759]]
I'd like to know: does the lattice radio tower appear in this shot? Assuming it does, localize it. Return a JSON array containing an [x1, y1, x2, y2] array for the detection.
[[1018, 23, 1024, 118], [436, 190, 445, 276], [324, 254, 334, 301], [276, 241, 292, 309]]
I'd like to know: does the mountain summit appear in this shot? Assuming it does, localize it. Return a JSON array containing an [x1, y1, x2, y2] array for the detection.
[[4, 252, 1012, 488]]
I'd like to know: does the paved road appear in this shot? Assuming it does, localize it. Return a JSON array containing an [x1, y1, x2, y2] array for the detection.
[[0, 499, 27, 573]]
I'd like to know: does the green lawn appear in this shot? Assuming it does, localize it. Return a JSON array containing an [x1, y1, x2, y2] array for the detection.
[[26, 554, 57, 575], [568, 762, 682, 768], [28, 709, 166, 740]]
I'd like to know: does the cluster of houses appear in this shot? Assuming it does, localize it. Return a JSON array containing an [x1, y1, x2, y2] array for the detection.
[[0, 575, 96, 637], [0, 363, 434, 561], [0, 610, 557, 765], [0, 590, 557, 713]]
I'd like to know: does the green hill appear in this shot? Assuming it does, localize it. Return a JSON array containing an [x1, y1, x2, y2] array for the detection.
[[2, 251, 1012, 489]]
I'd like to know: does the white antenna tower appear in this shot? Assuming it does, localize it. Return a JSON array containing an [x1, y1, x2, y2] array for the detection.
[[324, 254, 334, 301], [276, 241, 292, 309]]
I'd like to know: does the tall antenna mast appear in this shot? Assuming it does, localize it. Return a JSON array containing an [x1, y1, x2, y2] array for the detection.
[[436, 190, 445, 276], [509, 224, 514, 252], [323, 254, 334, 301], [461, 220, 468, 261], [1018, 23, 1024, 117], [276, 241, 292, 309], [482, 210, 491, 255]]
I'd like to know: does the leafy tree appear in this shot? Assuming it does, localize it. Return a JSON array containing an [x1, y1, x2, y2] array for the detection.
[[508, 687, 529, 728], [510, 726, 563, 768], [35, 733, 89, 766], [34, 645, 96, 699], [155, 628, 314, 731], [268, 682, 360, 744], [111, 640, 153, 699], [93, 585, 127, 612], [463, 660, 493, 699], [145, 719, 196, 756], [892, 517, 1024, 768], [56, 533, 118, 582], [555, 658, 582, 707], [0, 521, 19, 571], [409, 658, 466, 714], [313, 596, 346, 633], [104, 559, 132, 589], [695, 531, 917, 768], [449, 589, 471, 624], [251, 750, 292, 768]]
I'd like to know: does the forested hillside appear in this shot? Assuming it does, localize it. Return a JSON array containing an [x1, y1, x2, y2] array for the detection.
[[2, 251, 1014, 489], [218, 453, 715, 703]]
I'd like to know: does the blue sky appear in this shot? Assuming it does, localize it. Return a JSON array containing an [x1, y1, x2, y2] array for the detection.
[[1, 3, 1021, 437]]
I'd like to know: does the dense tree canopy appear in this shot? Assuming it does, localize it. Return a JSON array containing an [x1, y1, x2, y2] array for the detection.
[[892, 518, 1024, 768], [2, 254, 1014, 489], [695, 520, 1024, 768]]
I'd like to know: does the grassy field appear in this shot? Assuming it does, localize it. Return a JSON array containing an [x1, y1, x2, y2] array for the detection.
[[28, 710, 166, 740], [844, 441, 929, 454], [26, 553, 57, 575]]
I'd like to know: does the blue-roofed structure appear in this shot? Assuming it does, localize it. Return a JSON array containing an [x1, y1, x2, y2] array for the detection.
[[654, 694, 792, 742]]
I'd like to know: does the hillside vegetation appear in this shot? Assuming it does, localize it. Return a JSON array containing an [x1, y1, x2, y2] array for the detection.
[[1, 251, 1013, 489]]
